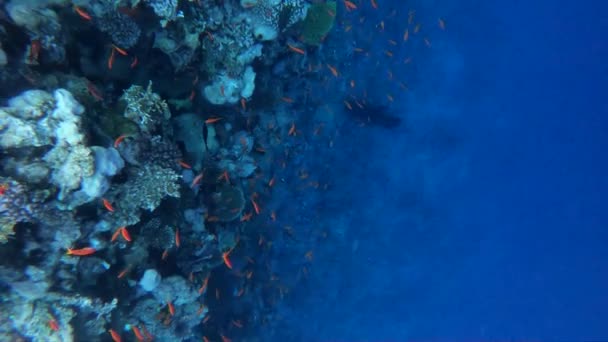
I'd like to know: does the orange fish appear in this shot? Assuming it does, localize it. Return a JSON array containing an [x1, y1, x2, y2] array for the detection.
[[344, 100, 353, 110], [240, 211, 252, 222], [344, 0, 357, 10], [131, 326, 144, 342], [178, 160, 192, 169], [175, 228, 181, 248], [112, 44, 128, 56], [86, 81, 104, 101], [270, 211, 276, 221], [326, 64, 339, 77], [287, 44, 306, 55], [102, 198, 114, 212], [198, 275, 210, 294], [223, 250, 233, 269], [281, 97, 294, 103], [370, 0, 378, 9], [111, 228, 122, 242], [240, 98, 247, 110], [130, 56, 138, 68], [218, 170, 230, 183], [232, 320, 243, 328], [167, 301, 175, 316], [107, 48, 115, 70], [350, 80, 356, 88], [288, 122, 296, 136], [205, 117, 222, 124], [268, 177, 275, 187], [191, 172, 204, 188], [162, 249, 169, 260], [49, 319, 59, 331], [113, 134, 127, 148], [189, 90, 196, 101], [66, 247, 96, 256], [438, 18, 446, 30], [250, 198, 261, 215], [221, 334, 232, 342], [120, 227, 132, 242], [108, 329, 122, 342], [28, 39, 41, 64], [403, 28, 409, 42], [117, 266, 131, 279], [74, 6, 92, 20]]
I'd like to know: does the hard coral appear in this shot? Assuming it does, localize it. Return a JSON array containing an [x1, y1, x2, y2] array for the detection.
[[0, 177, 36, 243], [120, 82, 171, 134], [97, 10, 141, 48]]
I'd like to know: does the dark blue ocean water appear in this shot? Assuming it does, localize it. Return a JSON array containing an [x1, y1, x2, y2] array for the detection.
[[277, 0, 608, 340]]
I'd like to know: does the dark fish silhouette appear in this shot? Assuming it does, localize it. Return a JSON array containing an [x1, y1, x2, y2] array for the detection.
[[202, 122, 209, 151]]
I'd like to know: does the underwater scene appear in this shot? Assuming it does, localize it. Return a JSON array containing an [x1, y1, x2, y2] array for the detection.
[[1, 0, 607, 341]]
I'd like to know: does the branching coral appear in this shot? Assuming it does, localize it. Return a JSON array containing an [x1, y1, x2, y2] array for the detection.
[[105, 164, 181, 226], [120, 81, 171, 134]]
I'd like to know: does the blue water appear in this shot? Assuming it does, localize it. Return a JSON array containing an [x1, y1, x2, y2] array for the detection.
[[278, 0, 608, 340]]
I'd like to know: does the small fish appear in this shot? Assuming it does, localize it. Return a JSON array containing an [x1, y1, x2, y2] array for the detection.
[[49, 319, 59, 331], [113, 134, 127, 148], [120, 227, 132, 242], [202, 123, 209, 151], [131, 325, 144, 342], [111, 228, 121, 242], [112, 44, 128, 56], [221, 334, 232, 342], [74, 5, 92, 20], [287, 44, 306, 55], [223, 250, 233, 269], [288, 122, 296, 136], [326, 64, 339, 77], [270, 211, 276, 221], [86, 81, 104, 101], [250, 198, 261, 215], [108, 329, 122, 342], [232, 320, 243, 328], [350, 80, 356, 88], [403, 28, 409, 42], [205, 117, 223, 124], [191, 172, 204, 188], [162, 249, 169, 260], [66, 247, 96, 256], [438, 18, 446, 30], [218, 170, 230, 183], [28, 39, 41, 64], [241, 98, 247, 110], [344, 0, 357, 10], [107, 48, 115, 70], [240, 212, 253, 222], [175, 228, 181, 248], [305, 250, 314, 261], [130, 56, 138, 68], [268, 177, 275, 187], [344, 100, 353, 110], [102, 198, 115, 212], [424, 37, 431, 47], [117, 266, 131, 279], [198, 275, 210, 294], [167, 301, 175, 316], [178, 160, 192, 169], [370, 0, 378, 9], [189, 90, 195, 101], [281, 97, 294, 103]]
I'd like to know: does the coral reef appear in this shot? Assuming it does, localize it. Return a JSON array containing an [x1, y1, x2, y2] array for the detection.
[[120, 82, 171, 134], [302, 1, 337, 45]]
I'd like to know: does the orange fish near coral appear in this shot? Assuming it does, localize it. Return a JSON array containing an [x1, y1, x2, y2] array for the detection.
[[131, 326, 144, 342], [74, 6, 92, 20], [120, 227, 132, 242], [205, 117, 223, 124], [175, 228, 181, 248], [102, 198, 114, 212], [223, 250, 233, 269], [108, 329, 122, 342], [66, 247, 96, 256], [326, 64, 339, 77], [113, 134, 127, 148], [287, 44, 306, 55], [49, 319, 59, 331], [167, 301, 175, 316]]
